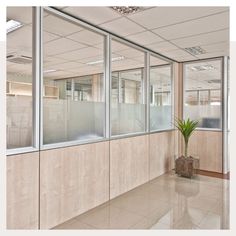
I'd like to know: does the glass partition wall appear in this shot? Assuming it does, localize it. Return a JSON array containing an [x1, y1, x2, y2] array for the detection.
[[6, 7, 34, 151], [43, 10, 105, 145], [111, 39, 146, 136], [150, 55, 172, 131], [6, 6, 175, 153], [183, 59, 223, 129]]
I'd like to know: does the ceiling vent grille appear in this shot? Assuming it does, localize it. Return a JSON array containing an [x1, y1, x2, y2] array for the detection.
[[111, 6, 143, 15], [7, 54, 32, 64], [184, 46, 206, 55]]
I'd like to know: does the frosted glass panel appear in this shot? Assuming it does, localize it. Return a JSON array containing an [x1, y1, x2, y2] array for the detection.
[[184, 105, 221, 129], [111, 103, 145, 136], [43, 99, 104, 144], [7, 96, 32, 149], [150, 106, 172, 131]]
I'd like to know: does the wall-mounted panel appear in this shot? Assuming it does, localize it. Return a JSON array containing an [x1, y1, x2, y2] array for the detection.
[[149, 131, 175, 180], [40, 141, 109, 229], [110, 135, 149, 199], [7, 152, 39, 229], [188, 130, 222, 173]]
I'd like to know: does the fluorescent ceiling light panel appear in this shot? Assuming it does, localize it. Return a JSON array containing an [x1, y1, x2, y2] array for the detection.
[[86, 56, 125, 65], [184, 46, 206, 56], [43, 69, 57, 74], [6, 19, 23, 33], [111, 6, 142, 15], [190, 64, 215, 71]]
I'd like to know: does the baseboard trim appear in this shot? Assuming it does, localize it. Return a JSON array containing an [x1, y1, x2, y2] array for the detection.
[[196, 169, 230, 180]]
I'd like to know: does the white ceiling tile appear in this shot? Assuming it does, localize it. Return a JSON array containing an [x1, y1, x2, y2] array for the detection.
[[171, 29, 229, 48], [67, 65, 102, 73], [44, 56, 68, 66], [44, 38, 86, 56], [67, 30, 104, 46], [7, 63, 32, 76], [146, 41, 179, 53], [201, 41, 229, 54], [63, 7, 121, 25], [152, 11, 229, 40], [116, 48, 145, 60], [44, 70, 75, 80], [7, 7, 32, 24], [78, 55, 104, 64], [56, 47, 102, 61], [7, 25, 32, 52], [100, 18, 145, 37], [196, 51, 228, 59], [126, 31, 163, 45], [150, 56, 170, 66], [43, 31, 60, 43], [161, 49, 197, 61], [45, 61, 85, 71], [128, 7, 228, 29], [43, 14, 83, 36], [111, 40, 131, 52]]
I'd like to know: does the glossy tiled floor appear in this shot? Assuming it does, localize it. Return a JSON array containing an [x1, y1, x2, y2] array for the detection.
[[53, 171, 230, 230]]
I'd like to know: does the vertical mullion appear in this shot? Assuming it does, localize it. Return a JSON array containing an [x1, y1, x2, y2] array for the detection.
[[32, 7, 41, 150], [146, 52, 150, 132], [105, 35, 111, 138], [170, 62, 175, 128], [223, 56, 229, 174], [39, 7, 43, 149]]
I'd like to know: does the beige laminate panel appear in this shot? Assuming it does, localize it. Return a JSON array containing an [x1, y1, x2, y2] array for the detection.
[[188, 130, 222, 173], [40, 141, 109, 229], [7, 152, 39, 229], [110, 135, 149, 199], [149, 131, 175, 180]]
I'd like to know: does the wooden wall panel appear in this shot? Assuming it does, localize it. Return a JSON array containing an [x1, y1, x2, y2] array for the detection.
[[40, 141, 109, 229], [110, 135, 149, 199], [7, 152, 39, 229], [149, 131, 175, 180], [188, 130, 222, 173]]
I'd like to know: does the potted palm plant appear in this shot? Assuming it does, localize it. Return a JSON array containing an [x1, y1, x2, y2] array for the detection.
[[175, 118, 200, 178]]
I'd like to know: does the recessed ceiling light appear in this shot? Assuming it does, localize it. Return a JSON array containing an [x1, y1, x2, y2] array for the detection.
[[6, 19, 23, 34], [111, 6, 142, 15], [44, 69, 57, 74], [184, 46, 206, 56], [86, 56, 125, 65], [190, 64, 215, 71]]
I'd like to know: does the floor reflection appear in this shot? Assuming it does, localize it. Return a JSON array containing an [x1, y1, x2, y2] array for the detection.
[[53, 171, 230, 230]]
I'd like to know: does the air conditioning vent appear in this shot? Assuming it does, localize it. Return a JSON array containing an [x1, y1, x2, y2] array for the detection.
[[7, 54, 32, 64]]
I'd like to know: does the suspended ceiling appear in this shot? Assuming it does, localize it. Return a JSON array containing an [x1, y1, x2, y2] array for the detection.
[[6, 6, 229, 84]]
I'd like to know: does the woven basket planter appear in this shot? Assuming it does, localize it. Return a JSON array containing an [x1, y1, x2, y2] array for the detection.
[[175, 156, 199, 178]]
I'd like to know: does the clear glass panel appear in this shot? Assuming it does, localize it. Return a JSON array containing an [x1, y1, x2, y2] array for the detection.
[[6, 7, 33, 149], [43, 11, 105, 145], [150, 55, 172, 131], [111, 40, 145, 136], [184, 59, 222, 129]]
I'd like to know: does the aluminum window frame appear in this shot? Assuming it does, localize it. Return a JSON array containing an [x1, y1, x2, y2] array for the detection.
[[182, 57, 224, 131]]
